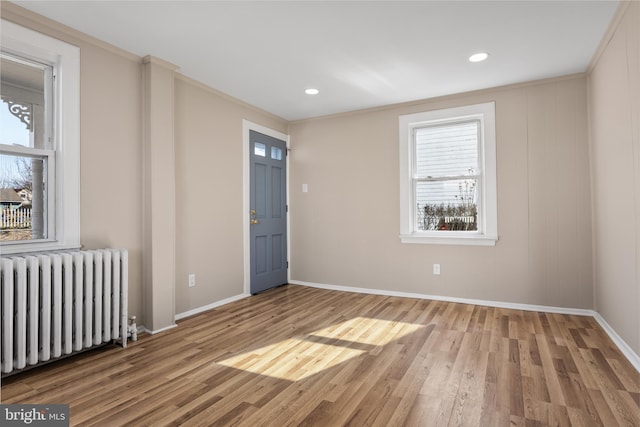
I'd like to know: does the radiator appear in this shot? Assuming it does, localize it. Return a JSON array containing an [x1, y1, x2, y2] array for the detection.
[[1, 249, 132, 376]]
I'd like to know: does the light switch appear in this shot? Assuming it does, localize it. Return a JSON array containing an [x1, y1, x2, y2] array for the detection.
[[302, 183, 308, 193]]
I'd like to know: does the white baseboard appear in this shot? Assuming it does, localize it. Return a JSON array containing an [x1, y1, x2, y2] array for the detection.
[[142, 323, 177, 335], [591, 312, 640, 373], [174, 293, 251, 321], [288, 280, 594, 315], [289, 280, 640, 372]]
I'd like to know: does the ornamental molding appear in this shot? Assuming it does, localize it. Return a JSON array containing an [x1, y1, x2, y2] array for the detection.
[[1, 98, 32, 130]]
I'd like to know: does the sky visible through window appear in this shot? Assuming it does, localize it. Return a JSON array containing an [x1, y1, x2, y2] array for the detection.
[[0, 103, 30, 186]]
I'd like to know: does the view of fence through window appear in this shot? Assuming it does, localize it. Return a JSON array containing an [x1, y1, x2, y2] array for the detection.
[[416, 177, 478, 231], [414, 120, 479, 232], [0, 148, 45, 242]]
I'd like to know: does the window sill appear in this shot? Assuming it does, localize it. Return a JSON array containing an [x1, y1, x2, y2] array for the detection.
[[1, 240, 82, 255], [399, 233, 498, 246]]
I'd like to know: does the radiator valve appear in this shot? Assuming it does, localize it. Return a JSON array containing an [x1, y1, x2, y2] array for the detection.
[[128, 316, 138, 341]]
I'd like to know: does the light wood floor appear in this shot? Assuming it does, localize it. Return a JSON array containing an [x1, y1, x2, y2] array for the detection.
[[2, 285, 639, 426]]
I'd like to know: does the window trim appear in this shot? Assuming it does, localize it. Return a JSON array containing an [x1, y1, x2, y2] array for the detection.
[[399, 102, 497, 246], [1, 20, 80, 254]]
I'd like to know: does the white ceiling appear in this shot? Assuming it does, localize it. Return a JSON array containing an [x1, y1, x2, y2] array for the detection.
[[12, 1, 618, 121]]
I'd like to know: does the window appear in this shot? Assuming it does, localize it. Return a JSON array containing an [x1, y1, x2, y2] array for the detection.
[[399, 102, 497, 245], [1, 20, 80, 254], [254, 142, 266, 157], [271, 146, 283, 160], [1, 54, 53, 242]]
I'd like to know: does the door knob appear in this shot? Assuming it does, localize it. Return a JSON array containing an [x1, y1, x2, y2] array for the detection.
[[250, 218, 259, 225], [250, 209, 256, 216]]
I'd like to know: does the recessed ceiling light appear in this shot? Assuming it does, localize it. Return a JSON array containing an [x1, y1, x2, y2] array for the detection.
[[305, 88, 319, 95], [469, 52, 489, 63]]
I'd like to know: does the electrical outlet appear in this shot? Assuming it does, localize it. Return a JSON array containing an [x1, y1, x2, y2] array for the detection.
[[188, 273, 196, 287], [433, 264, 441, 275]]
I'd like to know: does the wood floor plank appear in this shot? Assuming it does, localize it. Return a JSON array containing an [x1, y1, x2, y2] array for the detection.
[[447, 347, 488, 426], [1, 284, 638, 426]]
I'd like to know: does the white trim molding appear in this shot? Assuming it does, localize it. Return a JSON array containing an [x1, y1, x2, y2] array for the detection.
[[289, 280, 640, 373], [142, 324, 178, 336], [175, 293, 250, 321], [399, 102, 497, 246]]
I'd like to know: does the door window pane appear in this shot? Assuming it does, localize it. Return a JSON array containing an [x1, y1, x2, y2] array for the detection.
[[271, 146, 283, 160], [254, 142, 266, 157]]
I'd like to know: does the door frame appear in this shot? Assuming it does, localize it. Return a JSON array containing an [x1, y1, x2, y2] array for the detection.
[[242, 120, 290, 295]]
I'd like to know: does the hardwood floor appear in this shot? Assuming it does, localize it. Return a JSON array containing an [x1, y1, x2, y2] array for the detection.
[[2, 285, 639, 426]]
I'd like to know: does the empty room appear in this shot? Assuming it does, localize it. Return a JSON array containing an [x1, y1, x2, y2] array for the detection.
[[1, 1, 639, 426]]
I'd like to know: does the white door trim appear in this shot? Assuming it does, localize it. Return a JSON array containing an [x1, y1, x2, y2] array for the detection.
[[242, 120, 290, 295]]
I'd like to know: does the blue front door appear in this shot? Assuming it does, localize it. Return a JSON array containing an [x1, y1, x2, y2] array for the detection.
[[250, 130, 287, 294]]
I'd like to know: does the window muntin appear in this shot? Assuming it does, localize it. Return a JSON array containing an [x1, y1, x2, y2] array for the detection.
[[399, 102, 497, 246]]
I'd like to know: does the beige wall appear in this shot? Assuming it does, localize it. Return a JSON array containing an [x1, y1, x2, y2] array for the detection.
[[2, 3, 289, 323], [174, 77, 287, 315], [588, 1, 640, 355], [80, 44, 143, 322], [289, 76, 593, 309], [2, 3, 145, 320]]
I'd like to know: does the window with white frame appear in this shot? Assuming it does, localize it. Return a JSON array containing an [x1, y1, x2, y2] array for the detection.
[[399, 102, 497, 246], [1, 20, 80, 254]]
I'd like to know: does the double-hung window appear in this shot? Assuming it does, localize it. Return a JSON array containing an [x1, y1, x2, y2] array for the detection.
[[1, 53, 54, 243], [1, 20, 80, 254], [399, 102, 497, 246]]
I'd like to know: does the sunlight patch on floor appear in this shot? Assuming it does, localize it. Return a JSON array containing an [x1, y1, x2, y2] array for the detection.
[[216, 317, 425, 381]]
